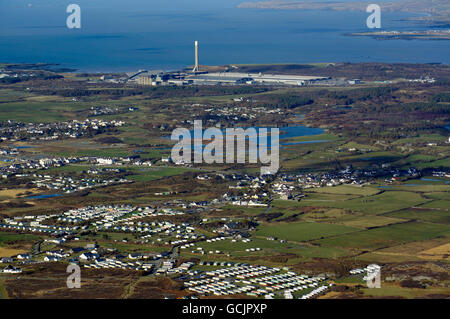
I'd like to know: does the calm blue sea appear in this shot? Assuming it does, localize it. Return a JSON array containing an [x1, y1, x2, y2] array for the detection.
[[0, 0, 448, 72]]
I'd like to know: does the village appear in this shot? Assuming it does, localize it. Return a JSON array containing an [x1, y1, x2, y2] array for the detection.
[[0, 148, 428, 208], [0, 119, 125, 142], [0, 202, 343, 299], [89, 105, 139, 117], [0, 137, 446, 300]]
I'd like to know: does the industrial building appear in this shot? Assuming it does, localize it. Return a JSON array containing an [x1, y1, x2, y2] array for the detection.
[[187, 72, 330, 86], [133, 41, 331, 87]]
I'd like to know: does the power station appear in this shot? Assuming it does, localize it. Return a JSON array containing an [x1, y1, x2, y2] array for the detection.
[[133, 40, 330, 86]]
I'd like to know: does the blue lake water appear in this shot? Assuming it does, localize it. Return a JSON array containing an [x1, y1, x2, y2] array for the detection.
[[282, 140, 329, 146], [420, 178, 450, 184], [172, 124, 324, 141], [0, 0, 449, 72], [378, 183, 449, 189], [26, 194, 62, 199], [421, 178, 441, 182], [279, 126, 324, 139], [378, 184, 423, 188], [166, 121, 325, 154]]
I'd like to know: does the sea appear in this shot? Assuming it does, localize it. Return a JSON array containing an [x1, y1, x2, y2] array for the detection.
[[0, 0, 449, 72]]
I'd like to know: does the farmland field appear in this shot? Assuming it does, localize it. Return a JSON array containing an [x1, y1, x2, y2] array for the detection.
[[316, 222, 450, 250], [307, 185, 381, 196], [255, 221, 359, 242], [386, 208, 450, 224], [0, 247, 28, 257], [300, 191, 431, 215], [361, 284, 450, 299], [0, 232, 40, 246], [337, 215, 405, 229]]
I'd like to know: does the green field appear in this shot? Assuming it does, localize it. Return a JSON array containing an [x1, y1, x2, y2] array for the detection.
[[126, 167, 191, 182], [300, 191, 430, 215], [0, 278, 8, 299], [192, 237, 292, 252], [299, 192, 362, 204], [383, 184, 450, 193], [386, 208, 450, 224], [338, 215, 406, 229], [0, 89, 33, 102], [316, 222, 450, 250], [0, 100, 83, 122], [0, 232, 40, 246], [424, 192, 450, 200], [417, 200, 450, 210], [282, 133, 339, 143], [48, 148, 133, 158], [255, 221, 359, 242], [182, 237, 351, 262], [308, 185, 381, 196], [361, 285, 450, 299]]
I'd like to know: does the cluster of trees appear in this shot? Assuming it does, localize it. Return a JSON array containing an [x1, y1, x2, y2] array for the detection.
[[301, 84, 449, 141], [0, 72, 62, 84], [257, 87, 398, 110], [359, 101, 449, 114], [43, 85, 270, 99], [326, 87, 398, 104], [432, 92, 450, 103], [245, 63, 450, 81], [259, 94, 314, 109], [234, 63, 450, 81]]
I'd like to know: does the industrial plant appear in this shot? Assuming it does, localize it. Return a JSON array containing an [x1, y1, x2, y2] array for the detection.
[[129, 41, 330, 87]]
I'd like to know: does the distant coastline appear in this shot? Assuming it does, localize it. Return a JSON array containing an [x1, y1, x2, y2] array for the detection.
[[238, 0, 450, 26], [348, 30, 450, 41]]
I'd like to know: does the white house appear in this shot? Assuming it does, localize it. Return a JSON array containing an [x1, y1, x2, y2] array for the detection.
[[0, 257, 13, 263], [44, 256, 61, 262], [79, 252, 99, 261], [96, 158, 114, 165], [2, 265, 22, 274], [16, 253, 31, 260]]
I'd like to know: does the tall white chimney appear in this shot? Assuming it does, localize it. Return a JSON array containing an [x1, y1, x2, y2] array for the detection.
[[193, 41, 199, 72]]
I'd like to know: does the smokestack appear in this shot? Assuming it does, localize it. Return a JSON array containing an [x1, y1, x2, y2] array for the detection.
[[193, 40, 199, 72]]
